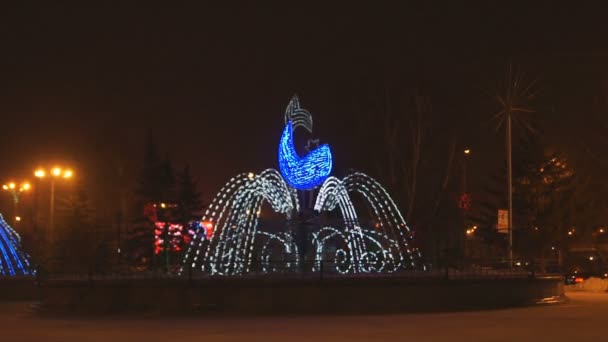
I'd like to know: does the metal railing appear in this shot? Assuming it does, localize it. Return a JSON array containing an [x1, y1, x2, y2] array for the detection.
[[29, 257, 563, 283]]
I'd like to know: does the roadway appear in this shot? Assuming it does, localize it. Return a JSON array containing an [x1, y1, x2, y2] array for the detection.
[[0, 291, 605, 341]]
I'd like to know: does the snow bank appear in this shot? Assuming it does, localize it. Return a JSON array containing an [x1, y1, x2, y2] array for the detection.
[[583, 277, 608, 291], [573, 277, 608, 292]]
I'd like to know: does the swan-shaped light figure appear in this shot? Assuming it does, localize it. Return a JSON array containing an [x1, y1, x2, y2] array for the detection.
[[278, 121, 332, 190]]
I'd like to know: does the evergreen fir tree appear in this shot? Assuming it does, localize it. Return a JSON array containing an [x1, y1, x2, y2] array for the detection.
[[51, 190, 97, 272], [136, 133, 164, 202], [176, 165, 203, 225], [127, 133, 178, 269], [515, 151, 575, 260], [159, 155, 177, 204]]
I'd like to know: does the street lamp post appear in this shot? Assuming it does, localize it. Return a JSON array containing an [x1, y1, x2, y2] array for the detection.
[[492, 65, 537, 269], [507, 114, 513, 269], [50, 175, 55, 235], [462, 149, 471, 259], [34, 167, 73, 240], [2, 181, 31, 225], [463, 149, 470, 192]]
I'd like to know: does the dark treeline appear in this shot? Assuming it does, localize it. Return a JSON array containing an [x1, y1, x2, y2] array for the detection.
[[0, 3, 607, 271], [5, 61, 608, 272]]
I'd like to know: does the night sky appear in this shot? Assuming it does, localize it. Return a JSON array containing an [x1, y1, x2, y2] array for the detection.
[[0, 3, 607, 216]]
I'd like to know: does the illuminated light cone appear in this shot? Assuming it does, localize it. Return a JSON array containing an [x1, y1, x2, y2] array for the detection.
[[0, 214, 33, 276]]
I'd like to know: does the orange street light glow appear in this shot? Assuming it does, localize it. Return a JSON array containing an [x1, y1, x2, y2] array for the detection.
[[36, 167, 74, 179], [9, 183, 15, 189]]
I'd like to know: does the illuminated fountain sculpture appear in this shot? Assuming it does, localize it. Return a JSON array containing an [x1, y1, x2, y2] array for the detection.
[[183, 96, 423, 275], [0, 214, 33, 276]]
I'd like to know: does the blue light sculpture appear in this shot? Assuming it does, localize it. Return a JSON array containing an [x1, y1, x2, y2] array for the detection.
[[182, 95, 423, 276], [0, 214, 32, 276], [278, 121, 333, 190]]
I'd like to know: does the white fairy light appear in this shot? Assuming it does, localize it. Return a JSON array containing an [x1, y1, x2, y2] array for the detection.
[[180, 96, 423, 276]]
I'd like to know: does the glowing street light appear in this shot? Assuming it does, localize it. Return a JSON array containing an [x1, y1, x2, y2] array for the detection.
[[2, 181, 32, 225], [2, 182, 31, 198], [34, 166, 75, 238], [462, 148, 472, 194]]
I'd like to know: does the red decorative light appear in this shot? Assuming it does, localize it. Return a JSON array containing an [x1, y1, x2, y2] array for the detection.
[[146, 202, 199, 258], [458, 193, 472, 211], [144, 203, 158, 222], [153, 221, 185, 255], [203, 221, 214, 239]]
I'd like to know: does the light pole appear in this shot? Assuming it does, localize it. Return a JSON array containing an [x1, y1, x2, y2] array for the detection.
[[2, 181, 31, 225], [462, 149, 470, 259], [492, 64, 538, 269], [34, 167, 73, 240], [463, 149, 470, 192], [506, 114, 513, 269]]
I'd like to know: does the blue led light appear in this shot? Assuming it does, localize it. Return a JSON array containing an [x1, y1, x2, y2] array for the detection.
[[181, 96, 424, 276], [0, 214, 32, 276], [278, 121, 332, 190]]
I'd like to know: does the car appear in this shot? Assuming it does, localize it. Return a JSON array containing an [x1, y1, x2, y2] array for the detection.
[[563, 249, 607, 284], [564, 271, 608, 285]]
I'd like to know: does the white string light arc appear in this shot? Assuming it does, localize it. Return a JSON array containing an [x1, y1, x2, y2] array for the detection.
[[180, 97, 424, 276]]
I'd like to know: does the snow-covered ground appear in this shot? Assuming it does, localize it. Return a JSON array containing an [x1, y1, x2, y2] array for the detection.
[[1, 292, 607, 341]]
